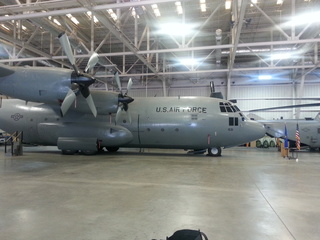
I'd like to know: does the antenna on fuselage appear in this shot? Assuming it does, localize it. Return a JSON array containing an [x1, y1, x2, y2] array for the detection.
[[209, 81, 223, 99]]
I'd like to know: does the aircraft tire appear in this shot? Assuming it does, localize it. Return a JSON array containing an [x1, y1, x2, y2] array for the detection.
[[81, 150, 98, 155], [61, 149, 78, 155], [208, 147, 221, 157], [106, 147, 120, 152]]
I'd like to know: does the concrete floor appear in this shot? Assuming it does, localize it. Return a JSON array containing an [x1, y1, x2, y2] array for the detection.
[[0, 146, 320, 240]]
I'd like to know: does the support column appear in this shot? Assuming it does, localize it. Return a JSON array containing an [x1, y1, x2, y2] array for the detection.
[[291, 0, 296, 40]]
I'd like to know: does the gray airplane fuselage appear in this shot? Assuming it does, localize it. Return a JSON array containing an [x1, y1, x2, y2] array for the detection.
[[0, 92, 265, 152], [259, 117, 320, 148]]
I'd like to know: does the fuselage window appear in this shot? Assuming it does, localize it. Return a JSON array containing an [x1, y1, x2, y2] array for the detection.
[[229, 117, 239, 126], [229, 117, 234, 126]]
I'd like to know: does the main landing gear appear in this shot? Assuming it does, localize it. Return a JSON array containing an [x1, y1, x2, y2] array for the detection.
[[207, 147, 222, 157]]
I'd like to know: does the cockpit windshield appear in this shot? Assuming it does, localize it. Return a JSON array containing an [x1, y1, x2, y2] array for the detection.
[[219, 102, 240, 113], [219, 101, 247, 120]]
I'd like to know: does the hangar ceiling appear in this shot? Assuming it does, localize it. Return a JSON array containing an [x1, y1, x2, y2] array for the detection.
[[0, 0, 319, 97]]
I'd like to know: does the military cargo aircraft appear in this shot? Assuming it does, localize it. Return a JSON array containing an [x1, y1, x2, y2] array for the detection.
[[0, 94, 265, 156], [258, 115, 320, 150], [246, 98, 320, 150], [0, 33, 265, 156]]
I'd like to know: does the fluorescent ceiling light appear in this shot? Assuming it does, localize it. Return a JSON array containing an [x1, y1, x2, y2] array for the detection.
[[251, 0, 257, 7], [225, 1, 231, 10], [180, 58, 198, 66], [200, 0, 206, 12], [53, 19, 61, 26], [1, 24, 10, 31], [151, 4, 161, 17], [66, 14, 79, 25], [277, 0, 283, 4], [158, 23, 195, 36], [131, 8, 139, 18], [87, 11, 99, 23], [258, 75, 272, 80], [107, 9, 118, 21], [175, 1, 183, 15], [286, 11, 320, 26], [271, 53, 291, 60]]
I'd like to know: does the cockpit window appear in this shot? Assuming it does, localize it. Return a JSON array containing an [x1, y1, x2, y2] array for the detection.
[[219, 102, 226, 112], [220, 102, 241, 113], [233, 105, 241, 112]]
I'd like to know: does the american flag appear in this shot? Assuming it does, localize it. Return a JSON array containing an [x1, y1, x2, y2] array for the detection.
[[296, 123, 301, 150]]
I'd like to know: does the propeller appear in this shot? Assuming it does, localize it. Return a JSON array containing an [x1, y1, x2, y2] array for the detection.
[[58, 32, 99, 117], [114, 72, 134, 124]]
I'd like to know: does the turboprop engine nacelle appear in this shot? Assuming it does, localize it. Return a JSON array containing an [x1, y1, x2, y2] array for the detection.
[[0, 64, 73, 103]]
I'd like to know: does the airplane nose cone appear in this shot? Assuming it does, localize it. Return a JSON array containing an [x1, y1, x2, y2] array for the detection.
[[249, 120, 266, 140]]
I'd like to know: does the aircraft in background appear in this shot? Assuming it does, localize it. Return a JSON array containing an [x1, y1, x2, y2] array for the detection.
[[247, 99, 320, 150], [0, 33, 266, 156]]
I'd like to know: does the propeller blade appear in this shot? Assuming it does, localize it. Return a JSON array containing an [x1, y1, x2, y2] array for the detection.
[[85, 52, 99, 73], [126, 78, 133, 95], [115, 106, 122, 124], [114, 72, 121, 92], [126, 108, 132, 124], [85, 93, 97, 117], [58, 32, 79, 75], [60, 88, 77, 116], [80, 86, 97, 117]]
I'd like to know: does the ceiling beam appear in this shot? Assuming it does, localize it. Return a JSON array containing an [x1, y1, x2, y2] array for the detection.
[[92, 10, 158, 74], [1, 38, 319, 63], [0, 0, 182, 21]]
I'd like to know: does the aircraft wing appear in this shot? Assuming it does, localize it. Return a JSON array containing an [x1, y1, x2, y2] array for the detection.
[[0, 63, 14, 77]]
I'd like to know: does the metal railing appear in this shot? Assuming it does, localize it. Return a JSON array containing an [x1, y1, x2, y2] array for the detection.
[[4, 131, 23, 156]]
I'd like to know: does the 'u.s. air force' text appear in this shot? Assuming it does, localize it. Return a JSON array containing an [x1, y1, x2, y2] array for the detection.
[[156, 107, 207, 113]]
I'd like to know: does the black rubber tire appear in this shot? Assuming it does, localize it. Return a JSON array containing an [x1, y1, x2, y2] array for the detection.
[[269, 140, 275, 147], [106, 147, 120, 152], [256, 140, 262, 148], [207, 147, 222, 156], [81, 150, 98, 155], [61, 149, 77, 155]]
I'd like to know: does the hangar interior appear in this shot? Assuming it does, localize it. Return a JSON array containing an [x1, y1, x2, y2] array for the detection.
[[0, 0, 320, 120], [1, 1, 320, 240]]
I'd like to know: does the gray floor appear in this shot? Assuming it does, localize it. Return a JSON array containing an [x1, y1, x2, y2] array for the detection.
[[0, 146, 319, 240]]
